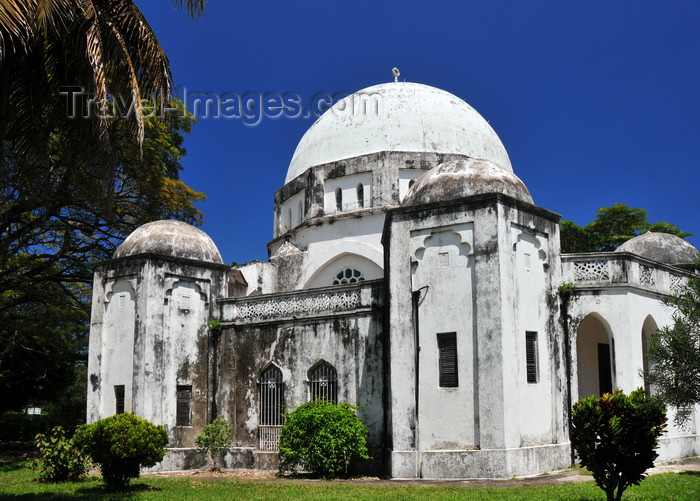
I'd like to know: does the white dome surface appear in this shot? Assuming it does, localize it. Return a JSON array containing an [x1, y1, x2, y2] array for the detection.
[[285, 81, 512, 183], [403, 158, 532, 206], [615, 232, 699, 266], [114, 220, 223, 264]]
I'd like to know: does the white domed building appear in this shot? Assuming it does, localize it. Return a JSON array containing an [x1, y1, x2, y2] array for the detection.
[[87, 79, 700, 478]]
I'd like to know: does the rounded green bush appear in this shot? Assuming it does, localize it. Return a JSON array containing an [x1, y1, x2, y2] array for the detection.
[[73, 413, 169, 489], [278, 400, 370, 478]]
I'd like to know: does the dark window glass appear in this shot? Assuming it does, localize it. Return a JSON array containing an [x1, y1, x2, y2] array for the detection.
[[598, 343, 613, 395], [114, 385, 125, 414]]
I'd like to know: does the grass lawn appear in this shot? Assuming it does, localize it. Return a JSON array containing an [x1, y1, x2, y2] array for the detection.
[[1, 459, 700, 500]]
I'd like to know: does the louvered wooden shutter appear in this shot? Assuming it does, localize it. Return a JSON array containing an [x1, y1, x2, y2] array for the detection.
[[437, 333, 458, 387], [176, 385, 192, 426], [526, 332, 538, 383]]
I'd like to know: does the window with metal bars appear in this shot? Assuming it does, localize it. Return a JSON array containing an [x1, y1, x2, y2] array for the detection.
[[525, 331, 539, 383], [308, 362, 338, 403], [437, 333, 458, 387], [176, 385, 192, 426], [258, 365, 285, 426], [114, 385, 125, 414]]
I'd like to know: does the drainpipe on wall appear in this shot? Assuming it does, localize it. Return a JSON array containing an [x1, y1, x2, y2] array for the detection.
[[411, 284, 428, 479]]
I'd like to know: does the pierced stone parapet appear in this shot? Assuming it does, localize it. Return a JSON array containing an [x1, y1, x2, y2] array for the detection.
[[562, 253, 695, 296], [640, 265, 656, 286], [573, 260, 610, 282], [221, 281, 380, 324]]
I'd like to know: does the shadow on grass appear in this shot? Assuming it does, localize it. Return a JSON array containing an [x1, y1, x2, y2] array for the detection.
[[0, 460, 29, 474], [679, 470, 700, 477], [0, 483, 162, 500]]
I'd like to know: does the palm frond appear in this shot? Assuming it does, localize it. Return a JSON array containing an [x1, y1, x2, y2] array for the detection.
[[170, 0, 207, 18]]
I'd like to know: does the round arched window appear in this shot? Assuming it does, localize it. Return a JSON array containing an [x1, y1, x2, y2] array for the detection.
[[332, 267, 365, 285]]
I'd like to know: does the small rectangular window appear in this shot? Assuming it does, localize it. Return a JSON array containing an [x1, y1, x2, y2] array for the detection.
[[525, 331, 539, 383], [437, 332, 458, 387], [176, 385, 192, 426], [114, 385, 125, 414]]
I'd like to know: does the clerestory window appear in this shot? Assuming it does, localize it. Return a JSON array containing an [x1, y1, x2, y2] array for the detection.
[[332, 267, 365, 285]]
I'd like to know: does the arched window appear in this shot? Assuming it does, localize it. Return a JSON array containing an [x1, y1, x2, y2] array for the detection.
[[335, 187, 343, 212], [408, 179, 416, 189], [298, 200, 304, 225], [356, 183, 364, 209], [308, 361, 338, 403], [287, 208, 292, 228], [258, 365, 285, 451], [332, 267, 365, 285]]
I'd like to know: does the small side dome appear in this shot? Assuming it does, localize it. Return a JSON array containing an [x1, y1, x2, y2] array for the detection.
[[615, 232, 699, 266], [402, 158, 533, 206], [113, 220, 223, 264]]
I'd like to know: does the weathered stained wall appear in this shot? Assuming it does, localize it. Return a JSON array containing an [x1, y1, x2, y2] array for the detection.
[[563, 253, 700, 462], [216, 280, 385, 471], [87, 254, 228, 451], [384, 193, 569, 479]]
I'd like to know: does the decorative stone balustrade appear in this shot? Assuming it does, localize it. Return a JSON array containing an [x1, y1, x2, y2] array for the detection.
[[220, 280, 381, 324], [561, 253, 691, 296]]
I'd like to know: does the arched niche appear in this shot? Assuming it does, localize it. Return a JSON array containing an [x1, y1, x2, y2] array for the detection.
[[576, 313, 615, 399]]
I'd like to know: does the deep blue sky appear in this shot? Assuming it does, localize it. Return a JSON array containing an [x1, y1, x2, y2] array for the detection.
[[135, 1, 700, 265]]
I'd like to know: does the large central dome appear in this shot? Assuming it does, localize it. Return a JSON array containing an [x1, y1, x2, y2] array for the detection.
[[285, 81, 512, 183]]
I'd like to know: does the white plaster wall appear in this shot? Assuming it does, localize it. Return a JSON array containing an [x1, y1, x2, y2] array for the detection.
[[100, 279, 136, 416], [279, 189, 305, 232], [324, 172, 372, 213], [236, 261, 277, 295], [294, 213, 386, 289], [158, 281, 206, 429], [510, 227, 555, 446], [305, 253, 383, 288], [570, 289, 700, 455], [411, 223, 477, 450], [570, 291, 675, 403], [398, 169, 426, 201]]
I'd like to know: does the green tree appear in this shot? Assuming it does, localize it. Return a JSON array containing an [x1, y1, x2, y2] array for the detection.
[[645, 272, 700, 427], [0, 2, 209, 416], [0, 101, 203, 414], [195, 417, 233, 471], [571, 389, 667, 501], [560, 203, 692, 253]]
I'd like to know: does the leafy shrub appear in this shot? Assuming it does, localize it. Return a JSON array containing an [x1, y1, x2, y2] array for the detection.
[[34, 426, 89, 482], [278, 400, 370, 478], [571, 388, 667, 501], [73, 413, 169, 490], [195, 417, 232, 470]]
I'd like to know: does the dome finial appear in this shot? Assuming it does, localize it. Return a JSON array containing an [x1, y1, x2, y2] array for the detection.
[[392, 67, 400, 82]]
